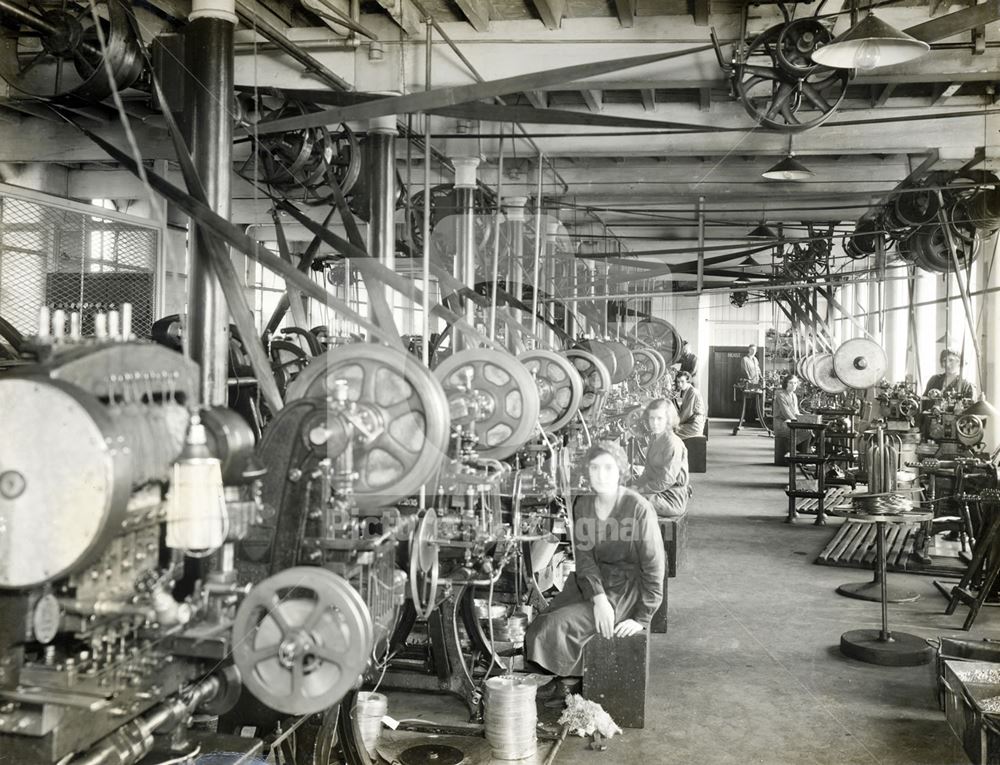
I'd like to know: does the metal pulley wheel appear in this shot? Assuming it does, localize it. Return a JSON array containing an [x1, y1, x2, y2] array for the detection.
[[775, 19, 833, 76], [518, 349, 584, 432], [800, 354, 820, 386], [283, 345, 450, 509], [833, 338, 887, 390], [843, 219, 883, 260], [647, 348, 668, 381], [563, 349, 612, 419], [434, 348, 541, 460], [813, 353, 847, 394], [0, 0, 144, 102], [908, 221, 979, 274], [632, 319, 684, 364], [605, 340, 635, 382], [889, 188, 941, 229], [632, 348, 662, 389], [956, 414, 984, 445], [732, 23, 849, 133], [574, 339, 618, 383], [232, 567, 374, 716], [238, 95, 361, 205], [409, 509, 440, 621]]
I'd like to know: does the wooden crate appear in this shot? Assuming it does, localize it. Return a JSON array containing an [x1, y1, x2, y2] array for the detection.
[[942, 660, 1000, 765], [582, 632, 649, 729]]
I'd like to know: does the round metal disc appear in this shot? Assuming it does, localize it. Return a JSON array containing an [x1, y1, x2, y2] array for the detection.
[[232, 567, 374, 715], [0, 378, 131, 588], [633, 319, 684, 363], [835, 579, 921, 604], [605, 340, 635, 383], [398, 744, 466, 765], [840, 629, 934, 666], [435, 349, 541, 460], [800, 354, 818, 386], [283, 345, 450, 509], [563, 349, 612, 419], [518, 350, 584, 432], [575, 340, 618, 382], [632, 348, 660, 389], [834, 338, 888, 390], [813, 353, 848, 394], [647, 348, 668, 382]]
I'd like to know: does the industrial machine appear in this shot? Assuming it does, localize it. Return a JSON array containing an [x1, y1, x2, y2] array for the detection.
[[0, 308, 263, 764]]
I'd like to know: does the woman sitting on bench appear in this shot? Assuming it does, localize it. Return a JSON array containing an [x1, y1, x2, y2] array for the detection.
[[633, 398, 691, 518], [525, 441, 665, 684], [673, 371, 706, 438]]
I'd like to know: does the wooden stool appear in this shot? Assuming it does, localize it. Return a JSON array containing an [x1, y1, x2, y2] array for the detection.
[[650, 560, 670, 634], [659, 513, 688, 578], [774, 434, 790, 466], [582, 632, 649, 728], [685, 436, 707, 473]]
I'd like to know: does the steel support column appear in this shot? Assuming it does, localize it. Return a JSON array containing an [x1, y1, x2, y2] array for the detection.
[[184, 0, 235, 406], [368, 115, 397, 330]]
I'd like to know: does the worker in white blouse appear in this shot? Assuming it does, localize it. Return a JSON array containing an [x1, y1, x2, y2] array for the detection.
[[740, 343, 762, 386]]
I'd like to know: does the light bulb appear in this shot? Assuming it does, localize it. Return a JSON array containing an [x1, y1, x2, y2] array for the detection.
[[853, 39, 881, 70]]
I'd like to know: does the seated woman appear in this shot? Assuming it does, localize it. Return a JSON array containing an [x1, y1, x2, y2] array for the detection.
[[925, 348, 975, 399], [525, 441, 665, 681], [633, 399, 691, 518], [772, 374, 812, 452], [674, 371, 706, 438]]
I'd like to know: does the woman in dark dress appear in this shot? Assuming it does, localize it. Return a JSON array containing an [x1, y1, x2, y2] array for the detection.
[[524, 442, 665, 678], [634, 398, 691, 517], [924, 348, 975, 398]]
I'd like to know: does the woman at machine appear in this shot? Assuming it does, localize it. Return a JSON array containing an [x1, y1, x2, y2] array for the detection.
[[924, 348, 975, 399], [633, 398, 691, 517], [773, 374, 812, 453], [525, 441, 665, 685], [674, 371, 706, 438]]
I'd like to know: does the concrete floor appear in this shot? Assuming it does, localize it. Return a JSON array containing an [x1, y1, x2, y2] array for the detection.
[[384, 421, 999, 764]]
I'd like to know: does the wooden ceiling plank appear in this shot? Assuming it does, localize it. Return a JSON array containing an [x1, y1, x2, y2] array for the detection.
[[871, 83, 896, 108], [905, 0, 1000, 42], [641, 88, 656, 112], [453, 0, 491, 32], [693, 0, 710, 26], [530, 0, 566, 30], [525, 90, 549, 109], [581, 89, 604, 112], [614, 0, 635, 28], [932, 82, 962, 106]]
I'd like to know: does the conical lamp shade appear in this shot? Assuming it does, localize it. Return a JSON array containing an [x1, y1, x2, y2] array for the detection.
[[964, 398, 999, 418], [748, 224, 778, 239], [810, 14, 930, 70], [762, 155, 814, 181], [741, 256, 761, 267]]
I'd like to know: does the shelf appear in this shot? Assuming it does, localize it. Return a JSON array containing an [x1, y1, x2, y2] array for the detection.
[[786, 490, 826, 499]]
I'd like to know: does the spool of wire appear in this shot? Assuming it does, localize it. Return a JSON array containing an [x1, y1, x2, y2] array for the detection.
[[490, 613, 528, 644], [484, 676, 537, 760], [353, 691, 388, 755]]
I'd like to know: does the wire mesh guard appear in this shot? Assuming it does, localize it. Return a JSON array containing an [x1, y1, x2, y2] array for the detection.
[[0, 192, 159, 339]]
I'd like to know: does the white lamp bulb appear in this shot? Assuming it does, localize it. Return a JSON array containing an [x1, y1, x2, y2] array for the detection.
[[854, 39, 881, 70]]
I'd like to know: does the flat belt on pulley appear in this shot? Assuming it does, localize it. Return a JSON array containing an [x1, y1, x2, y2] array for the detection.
[[282, 344, 450, 509], [434, 348, 541, 460], [562, 349, 612, 419], [574, 340, 619, 383]]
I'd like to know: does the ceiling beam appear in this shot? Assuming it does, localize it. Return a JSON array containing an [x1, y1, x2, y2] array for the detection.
[[931, 82, 962, 107], [870, 83, 896, 108], [452, 0, 491, 32], [699, 87, 711, 112], [692, 0, 710, 26], [524, 90, 548, 109], [372, 0, 421, 36], [641, 89, 656, 112], [529, 0, 566, 30], [581, 89, 603, 112], [613, 0, 635, 28]]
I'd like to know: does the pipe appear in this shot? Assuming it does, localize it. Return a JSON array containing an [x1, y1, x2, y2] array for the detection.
[[696, 196, 705, 294], [421, 19, 432, 368], [184, 0, 235, 407], [488, 130, 505, 343], [530, 157, 544, 345], [368, 114, 397, 331], [453, 157, 479, 350]]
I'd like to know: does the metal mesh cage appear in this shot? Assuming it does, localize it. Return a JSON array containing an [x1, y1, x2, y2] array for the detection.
[[0, 191, 160, 336]]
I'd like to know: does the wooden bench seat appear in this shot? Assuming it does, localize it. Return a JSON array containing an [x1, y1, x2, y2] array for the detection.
[[582, 631, 650, 728]]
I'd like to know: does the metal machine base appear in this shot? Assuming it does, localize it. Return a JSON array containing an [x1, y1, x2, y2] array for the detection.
[[839, 629, 934, 666], [836, 579, 921, 603]]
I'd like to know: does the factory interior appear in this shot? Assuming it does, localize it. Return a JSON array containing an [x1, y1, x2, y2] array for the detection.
[[1, 0, 1000, 762]]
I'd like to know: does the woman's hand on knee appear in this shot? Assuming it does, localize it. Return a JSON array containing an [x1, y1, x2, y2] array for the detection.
[[592, 595, 615, 639], [613, 619, 644, 638]]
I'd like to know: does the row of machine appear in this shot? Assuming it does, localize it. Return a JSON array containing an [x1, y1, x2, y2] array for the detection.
[[0, 306, 685, 764]]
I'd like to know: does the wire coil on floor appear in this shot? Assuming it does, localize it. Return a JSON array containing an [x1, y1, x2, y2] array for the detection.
[[484, 676, 538, 760]]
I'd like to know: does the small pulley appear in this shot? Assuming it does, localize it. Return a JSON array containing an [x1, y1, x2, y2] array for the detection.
[[833, 338, 887, 390], [409, 508, 440, 621], [434, 348, 541, 460], [232, 567, 374, 715], [283, 344, 450, 509], [518, 349, 584, 433], [956, 414, 984, 445], [776, 19, 833, 76]]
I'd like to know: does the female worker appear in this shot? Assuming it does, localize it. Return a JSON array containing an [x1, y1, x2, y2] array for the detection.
[[633, 398, 691, 517], [525, 441, 664, 680], [773, 374, 812, 452], [674, 371, 706, 439], [924, 348, 975, 399]]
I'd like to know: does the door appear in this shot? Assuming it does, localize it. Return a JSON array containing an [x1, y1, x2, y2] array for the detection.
[[708, 346, 757, 418]]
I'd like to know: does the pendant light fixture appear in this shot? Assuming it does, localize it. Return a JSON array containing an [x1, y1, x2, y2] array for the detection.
[[810, 7, 929, 71], [763, 135, 814, 181], [748, 223, 778, 239]]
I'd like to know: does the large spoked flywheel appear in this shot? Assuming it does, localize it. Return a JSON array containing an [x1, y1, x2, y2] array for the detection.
[[284, 344, 450, 509], [0, 0, 144, 102]]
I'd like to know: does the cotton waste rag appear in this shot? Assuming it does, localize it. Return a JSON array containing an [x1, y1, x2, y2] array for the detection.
[[557, 693, 623, 739]]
